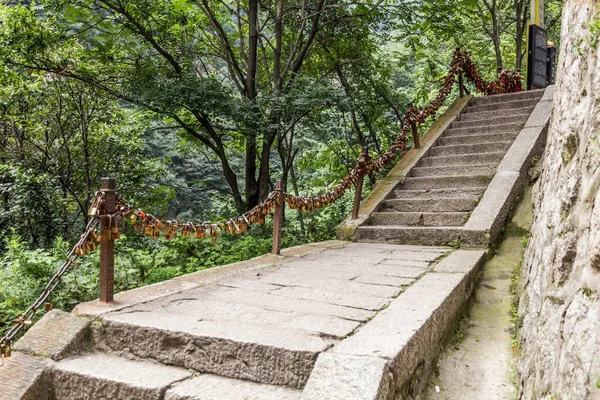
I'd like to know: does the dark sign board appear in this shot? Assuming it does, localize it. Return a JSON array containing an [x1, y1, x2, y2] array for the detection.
[[527, 24, 547, 89]]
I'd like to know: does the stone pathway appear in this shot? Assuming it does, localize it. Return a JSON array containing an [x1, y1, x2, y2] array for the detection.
[[9, 242, 470, 399], [425, 187, 533, 400]]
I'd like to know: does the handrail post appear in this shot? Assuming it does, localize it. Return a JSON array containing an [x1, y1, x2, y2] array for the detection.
[[351, 147, 368, 220], [272, 180, 284, 255], [99, 177, 116, 303], [459, 72, 465, 98]]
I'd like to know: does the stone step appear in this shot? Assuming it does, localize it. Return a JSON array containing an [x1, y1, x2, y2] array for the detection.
[[451, 114, 528, 129], [166, 374, 301, 400], [462, 98, 540, 114], [418, 152, 506, 167], [49, 354, 301, 400], [429, 141, 512, 157], [96, 311, 331, 389], [367, 212, 470, 227], [445, 122, 524, 137], [379, 197, 479, 213], [457, 106, 534, 122], [356, 226, 462, 246], [389, 187, 486, 200], [469, 90, 544, 106], [50, 353, 192, 400], [402, 174, 493, 190], [410, 163, 498, 177], [438, 132, 517, 146]]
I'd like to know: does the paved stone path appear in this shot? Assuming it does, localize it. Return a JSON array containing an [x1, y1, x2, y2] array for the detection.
[[77, 243, 450, 397]]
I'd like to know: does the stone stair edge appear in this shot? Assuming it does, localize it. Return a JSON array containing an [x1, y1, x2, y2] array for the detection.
[[301, 250, 488, 400], [48, 352, 303, 400]]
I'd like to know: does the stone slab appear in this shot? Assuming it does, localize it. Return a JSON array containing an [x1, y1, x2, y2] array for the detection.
[[353, 274, 415, 287], [200, 286, 374, 321], [50, 354, 190, 400], [371, 263, 427, 278], [275, 265, 415, 287], [256, 271, 402, 298], [285, 257, 432, 270], [124, 297, 360, 338], [540, 84, 555, 103], [432, 249, 487, 274], [165, 374, 301, 400], [357, 226, 462, 247], [14, 310, 90, 361], [271, 286, 389, 310], [305, 249, 445, 263], [496, 126, 548, 175], [284, 258, 430, 277], [332, 272, 468, 359], [0, 352, 50, 400], [301, 353, 393, 400], [335, 242, 450, 254], [524, 99, 553, 128], [98, 312, 327, 388]]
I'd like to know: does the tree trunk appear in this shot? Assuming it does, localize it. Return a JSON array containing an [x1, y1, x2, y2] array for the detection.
[[244, 0, 259, 210], [290, 164, 305, 237]]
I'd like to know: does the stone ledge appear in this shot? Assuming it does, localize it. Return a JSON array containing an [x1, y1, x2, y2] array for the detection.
[[301, 249, 486, 399], [14, 309, 90, 361], [336, 95, 472, 241], [462, 86, 554, 246], [0, 352, 51, 400], [301, 353, 393, 400]]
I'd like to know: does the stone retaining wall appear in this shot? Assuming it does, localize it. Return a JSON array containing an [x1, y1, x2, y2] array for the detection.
[[517, 2, 600, 398]]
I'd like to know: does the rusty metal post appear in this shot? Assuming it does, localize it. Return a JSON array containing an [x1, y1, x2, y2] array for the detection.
[[459, 72, 465, 98], [351, 147, 368, 220], [272, 180, 284, 255], [411, 122, 420, 149], [99, 177, 116, 303]]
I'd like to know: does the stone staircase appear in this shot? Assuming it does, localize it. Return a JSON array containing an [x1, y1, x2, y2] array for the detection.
[[356, 90, 544, 246]]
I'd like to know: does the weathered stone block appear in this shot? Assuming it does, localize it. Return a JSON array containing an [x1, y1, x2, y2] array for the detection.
[[0, 352, 50, 400], [432, 249, 487, 274], [50, 354, 190, 400], [97, 312, 328, 389], [165, 374, 301, 400], [301, 353, 393, 400], [14, 309, 90, 361]]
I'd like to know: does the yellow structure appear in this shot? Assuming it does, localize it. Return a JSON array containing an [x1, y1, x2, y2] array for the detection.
[[531, 0, 544, 27]]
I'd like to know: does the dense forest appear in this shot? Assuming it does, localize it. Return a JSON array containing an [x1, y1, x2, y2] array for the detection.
[[0, 0, 562, 336]]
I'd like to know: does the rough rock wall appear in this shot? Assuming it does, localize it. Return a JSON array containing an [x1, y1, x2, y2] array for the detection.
[[517, 1, 600, 399]]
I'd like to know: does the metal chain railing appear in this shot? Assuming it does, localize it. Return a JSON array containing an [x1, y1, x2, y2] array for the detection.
[[0, 49, 523, 358]]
